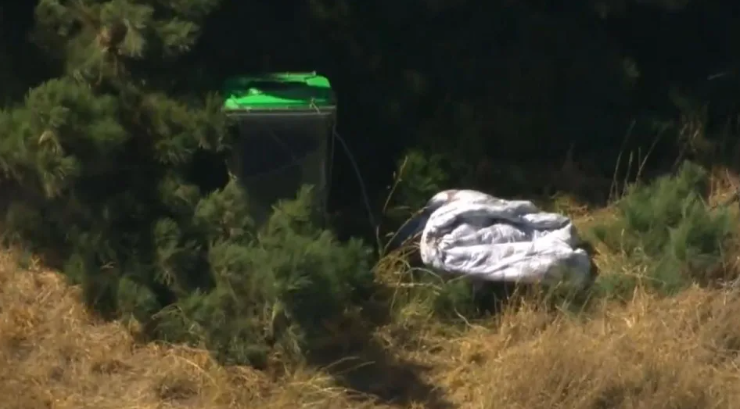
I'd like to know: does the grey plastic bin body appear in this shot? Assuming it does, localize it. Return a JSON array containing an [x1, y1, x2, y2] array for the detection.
[[227, 111, 334, 225]]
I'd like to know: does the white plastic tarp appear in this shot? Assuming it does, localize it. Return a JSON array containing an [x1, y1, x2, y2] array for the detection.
[[404, 190, 592, 288]]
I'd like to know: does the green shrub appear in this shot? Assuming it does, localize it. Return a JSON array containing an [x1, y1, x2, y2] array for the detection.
[[590, 162, 736, 298], [150, 185, 374, 366]]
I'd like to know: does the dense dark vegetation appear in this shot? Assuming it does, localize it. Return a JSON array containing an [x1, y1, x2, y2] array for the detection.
[[1, 0, 740, 370]]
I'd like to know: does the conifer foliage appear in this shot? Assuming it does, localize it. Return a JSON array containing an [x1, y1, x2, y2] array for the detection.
[[0, 0, 374, 367], [590, 162, 737, 297]]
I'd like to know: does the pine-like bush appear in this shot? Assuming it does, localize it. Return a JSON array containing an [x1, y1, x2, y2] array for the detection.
[[150, 185, 374, 366], [590, 162, 737, 297]]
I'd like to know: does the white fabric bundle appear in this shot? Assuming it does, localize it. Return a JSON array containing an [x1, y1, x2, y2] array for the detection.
[[417, 190, 591, 288]]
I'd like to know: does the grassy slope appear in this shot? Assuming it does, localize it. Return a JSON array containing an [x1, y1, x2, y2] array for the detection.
[[3, 171, 740, 409]]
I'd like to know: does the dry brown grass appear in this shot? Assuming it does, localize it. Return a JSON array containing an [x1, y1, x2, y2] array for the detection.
[[6, 253, 740, 409], [0, 253, 387, 409], [4, 168, 740, 409]]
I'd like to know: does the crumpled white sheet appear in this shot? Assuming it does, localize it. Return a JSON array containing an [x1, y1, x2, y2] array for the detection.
[[417, 190, 592, 288]]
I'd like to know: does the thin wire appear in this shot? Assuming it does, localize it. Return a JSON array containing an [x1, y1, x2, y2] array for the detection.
[[309, 99, 377, 233], [332, 128, 377, 232], [325, 122, 336, 206]]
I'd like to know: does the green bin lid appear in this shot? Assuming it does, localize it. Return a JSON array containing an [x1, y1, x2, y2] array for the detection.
[[223, 72, 335, 111]]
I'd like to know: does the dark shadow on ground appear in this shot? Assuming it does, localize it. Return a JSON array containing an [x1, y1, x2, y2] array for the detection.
[[308, 335, 453, 409], [305, 285, 454, 409]]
